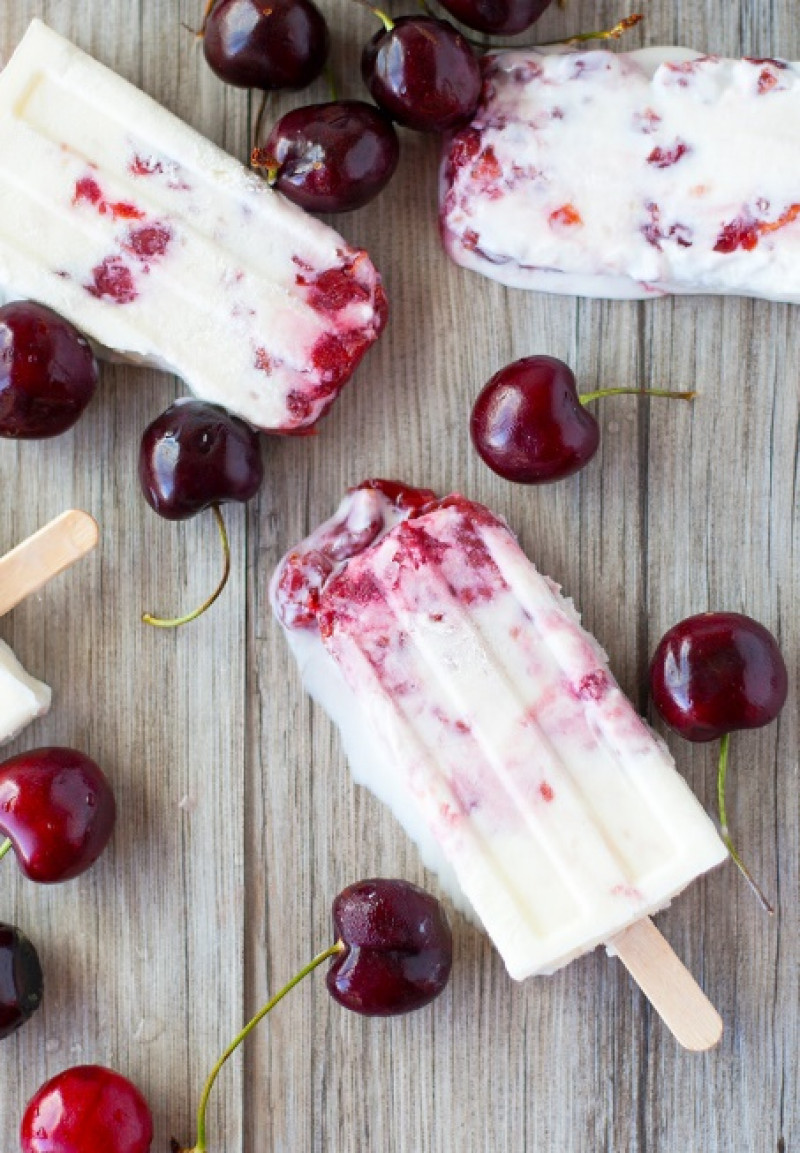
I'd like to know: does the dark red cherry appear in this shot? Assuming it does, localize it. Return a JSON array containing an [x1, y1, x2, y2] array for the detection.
[[0, 301, 98, 439], [649, 612, 788, 743], [471, 355, 599, 483], [21, 1065, 153, 1153], [0, 923, 43, 1040], [138, 400, 263, 521], [256, 101, 400, 213], [362, 15, 481, 133], [0, 748, 116, 884], [436, 0, 552, 35], [327, 878, 453, 1015], [172, 878, 452, 1151], [203, 0, 329, 90]]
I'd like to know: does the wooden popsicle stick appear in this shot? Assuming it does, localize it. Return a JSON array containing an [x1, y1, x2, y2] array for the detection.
[[609, 916, 723, 1052], [0, 510, 99, 617]]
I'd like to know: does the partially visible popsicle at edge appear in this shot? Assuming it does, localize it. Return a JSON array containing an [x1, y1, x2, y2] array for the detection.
[[440, 47, 800, 302], [0, 22, 387, 433], [271, 482, 728, 980], [0, 641, 50, 747]]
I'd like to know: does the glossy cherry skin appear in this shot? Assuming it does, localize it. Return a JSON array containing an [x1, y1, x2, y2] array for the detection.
[[0, 302, 98, 439], [327, 879, 452, 1015], [436, 0, 552, 34], [362, 16, 481, 133], [262, 101, 400, 213], [0, 923, 43, 1040], [470, 355, 599, 483], [649, 613, 788, 743], [203, 0, 329, 91], [21, 1065, 153, 1153], [139, 400, 263, 521], [0, 748, 116, 884]]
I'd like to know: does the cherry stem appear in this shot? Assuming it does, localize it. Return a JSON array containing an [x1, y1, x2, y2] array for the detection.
[[198, 0, 217, 38], [142, 504, 231, 630], [717, 733, 774, 914], [250, 91, 272, 158], [325, 62, 339, 103], [421, 2, 642, 50], [536, 13, 643, 48], [350, 0, 394, 32], [578, 386, 696, 405], [175, 941, 344, 1153], [0, 838, 11, 864]]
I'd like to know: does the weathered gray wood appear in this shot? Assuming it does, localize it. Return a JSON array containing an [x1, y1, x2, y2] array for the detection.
[[1, 0, 797, 1150]]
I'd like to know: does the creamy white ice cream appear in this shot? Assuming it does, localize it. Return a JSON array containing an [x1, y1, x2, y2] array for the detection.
[[441, 47, 800, 302]]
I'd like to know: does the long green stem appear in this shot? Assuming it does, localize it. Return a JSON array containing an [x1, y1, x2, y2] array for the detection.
[[579, 387, 696, 405], [717, 733, 773, 914], [0, 838, 12, 864], [143, 505, 231, 630], [537, 13, 643, 48], [423, 3, 642, 52], [174, 942, 344, 1153]]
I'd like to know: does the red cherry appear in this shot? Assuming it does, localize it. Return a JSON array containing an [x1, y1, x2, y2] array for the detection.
[[649, 612, 787, 913], [171, 879, 451, 1151], [255, 101, 400, 214], [138, 399, 263, 628], [0, 302, 98, 439], [361, 15, 481, 133], [0, 748, 116, 884], [0, 923, 43, 1040], [21, 1065, 153, 1153], [649, 612, 788, 742], [139, 400, 263, 522], [471, 355, 599, 483], [436, 0, 552, 35], [203, 0, 330, 91], [327, 879, 453, 1015], [471, 355, 695, 483]]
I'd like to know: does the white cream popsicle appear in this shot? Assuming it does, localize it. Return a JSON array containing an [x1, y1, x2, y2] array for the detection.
[[0, 21, 387, 433], [271, 483, 727, 980], [440, 47, 800, 301], [0, 639, 51, 746], [0, 510, 98, 746]]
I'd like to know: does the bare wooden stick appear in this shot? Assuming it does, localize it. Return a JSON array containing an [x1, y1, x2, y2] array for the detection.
[[0, 510, 99, 617], [609, 917, 723, 1052]]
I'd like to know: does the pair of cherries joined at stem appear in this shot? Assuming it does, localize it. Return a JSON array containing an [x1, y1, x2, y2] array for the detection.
[[19, 879, 453, 1153], [650, 613, 788, 912], [0, 749, 116, 1041]]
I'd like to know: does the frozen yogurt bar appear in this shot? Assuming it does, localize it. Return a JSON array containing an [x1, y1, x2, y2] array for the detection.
[[0, 640, 51, 747], [0, 510, 98, 745], [272, 483, 727, 980], [441, 47, 800, 302], [0, 21, 387, 433]]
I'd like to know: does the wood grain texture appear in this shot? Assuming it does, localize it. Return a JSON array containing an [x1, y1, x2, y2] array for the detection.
[[0, 1, 797, 1151]]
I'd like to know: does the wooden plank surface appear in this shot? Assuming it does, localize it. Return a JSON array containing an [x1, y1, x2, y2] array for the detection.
[[0, 1, 797, 1150]]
